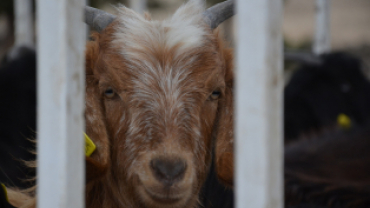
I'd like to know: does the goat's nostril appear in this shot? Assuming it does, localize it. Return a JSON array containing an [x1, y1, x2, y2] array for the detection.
[[150, 158, 187, 186]]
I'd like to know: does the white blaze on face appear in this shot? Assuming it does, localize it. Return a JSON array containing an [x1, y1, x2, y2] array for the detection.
[[113, 0, 207, 61], [111, 0, 208, 144]]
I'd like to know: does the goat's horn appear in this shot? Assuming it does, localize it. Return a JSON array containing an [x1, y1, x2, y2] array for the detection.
[[85, 6, 116, 32], [203, 0, 235, 29], [85, 0, 235, 32]]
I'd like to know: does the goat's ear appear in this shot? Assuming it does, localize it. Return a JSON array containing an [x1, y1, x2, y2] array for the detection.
[[84, 38, 111, 183], [215, 45, 234, 187]]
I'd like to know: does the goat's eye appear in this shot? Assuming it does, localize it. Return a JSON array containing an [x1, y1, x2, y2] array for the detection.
[[209, 90, 221, 100], [104, 87, 116, 99]]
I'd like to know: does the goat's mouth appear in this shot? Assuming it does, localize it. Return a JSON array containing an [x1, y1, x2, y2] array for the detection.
[[136, 180, 192, 207], [144, 187, 184, 204]]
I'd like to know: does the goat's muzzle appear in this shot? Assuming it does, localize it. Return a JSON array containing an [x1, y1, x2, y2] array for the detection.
[[134, 153, 194, 208], [150, 158, 187, 187]]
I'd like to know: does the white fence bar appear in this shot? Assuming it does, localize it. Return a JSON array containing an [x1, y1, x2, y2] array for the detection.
[[235, 0, 283, 207], [14, 0, 34, 46], [37, 0, 85, 207], [313, 0, 331, 55], [129, 0, 147, 13]]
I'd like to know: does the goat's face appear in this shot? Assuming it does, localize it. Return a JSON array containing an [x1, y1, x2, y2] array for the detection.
[[85, 1, 234, 207]]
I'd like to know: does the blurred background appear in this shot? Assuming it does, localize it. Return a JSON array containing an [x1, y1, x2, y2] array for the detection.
[[1, 0, 370, 65]]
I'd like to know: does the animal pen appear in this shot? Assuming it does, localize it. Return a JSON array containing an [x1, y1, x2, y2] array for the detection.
[[12, 0, 331, 207]]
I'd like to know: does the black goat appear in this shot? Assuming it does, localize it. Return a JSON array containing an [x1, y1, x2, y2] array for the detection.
[[284, 52, 370, 142], [0, 46, 36, 189], [285, 125, 370, 207]]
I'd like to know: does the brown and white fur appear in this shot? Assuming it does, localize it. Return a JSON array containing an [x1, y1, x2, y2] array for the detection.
[[8, 1, 234, 208]]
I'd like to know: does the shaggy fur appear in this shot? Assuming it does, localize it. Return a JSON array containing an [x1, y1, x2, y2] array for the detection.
[[8, 1, 234, 207], [285, 126, 370, 207], [0, 46, 36, 189]]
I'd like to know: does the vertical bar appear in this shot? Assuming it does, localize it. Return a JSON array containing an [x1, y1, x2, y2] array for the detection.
[[313, 0, 331, 55], [86, 0, 90, 39], [37, 0, 85, 207], [129, 0, 147, 13], [235, 0, 283, 207], [14, 0, 34, 46]]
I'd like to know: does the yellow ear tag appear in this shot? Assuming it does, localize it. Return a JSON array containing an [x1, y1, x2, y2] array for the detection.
[[337, 113, 351, 129], [84, 133, 96, 157], [1, 183, 8, 202]]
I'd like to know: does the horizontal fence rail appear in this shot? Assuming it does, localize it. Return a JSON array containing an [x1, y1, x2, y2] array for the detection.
[[235, 0, 283, 207], [37, 0, 86, 207]]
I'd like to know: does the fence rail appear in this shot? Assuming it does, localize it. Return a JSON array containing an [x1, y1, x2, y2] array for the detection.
[[235, 0, 283, 207], [14, 0, 33, 46], [314, 0, 331, 55], [36, 0, 86, 207], [129, 0, 147, 13]]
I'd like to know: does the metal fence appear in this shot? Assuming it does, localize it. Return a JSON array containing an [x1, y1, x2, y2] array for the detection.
[[235, 0, 283, 207], [36, 0, 85, 207]]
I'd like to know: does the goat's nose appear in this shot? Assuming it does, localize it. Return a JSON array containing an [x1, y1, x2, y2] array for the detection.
[[150, 158, 187, 186]]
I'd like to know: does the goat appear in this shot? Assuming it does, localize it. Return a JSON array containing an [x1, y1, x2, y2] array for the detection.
[[285, 125, 370, 207], [0, 46, 36, 189], [7, 1, 235, 207], [284, 52, 370, 142]]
